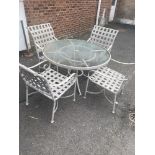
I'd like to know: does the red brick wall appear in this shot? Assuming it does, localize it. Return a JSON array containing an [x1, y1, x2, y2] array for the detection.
[[24, 0, 111, 38], [115, 0, 135, 20]]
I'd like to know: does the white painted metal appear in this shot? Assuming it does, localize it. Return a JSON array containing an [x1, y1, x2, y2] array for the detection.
[[117, 18, 135, 25], [19, 0, 30, 51], [84, 66, 127, 113], [99, 8, 106, 26], [28, 23, 57, 61], [96, 0, 102, 25], [86, 25, 127, 113], [87, 25, 119, 51], [85, 25, 135, 113], [112, 94, 117, 113], [109, 0, 118, 21], [19, 21, 26, 51], [90, 66, 127, 94], [19, 61, 77, 123]]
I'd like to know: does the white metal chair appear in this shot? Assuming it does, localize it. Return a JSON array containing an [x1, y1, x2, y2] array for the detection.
[[84, 66, 128, 113], [19, 61, 77, 123], [85, 25, 130, 113], [87, 25, 119, 52], [28, 23, 57, 61]]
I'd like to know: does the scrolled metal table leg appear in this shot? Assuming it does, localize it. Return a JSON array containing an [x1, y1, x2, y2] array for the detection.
[[76, 78, 82, 95], [84, 78, 90, 99]]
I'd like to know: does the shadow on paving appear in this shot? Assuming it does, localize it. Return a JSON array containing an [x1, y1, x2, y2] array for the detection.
[[19, 23, 135, 155]]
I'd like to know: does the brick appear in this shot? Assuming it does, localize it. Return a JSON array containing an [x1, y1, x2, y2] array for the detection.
[[24, 0, 111, 38]]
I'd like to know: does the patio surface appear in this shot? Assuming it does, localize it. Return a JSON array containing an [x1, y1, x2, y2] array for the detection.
[[19, 23, 135, 155]]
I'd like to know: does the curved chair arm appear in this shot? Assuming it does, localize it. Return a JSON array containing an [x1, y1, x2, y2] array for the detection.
[[87, 38, 91, 42], [107, 45, 112, 52], [19, 63, 49, 79], [35, 43, 44, 51], [87, 38, 112, 53], [29, 60, 49, 69], [19, 63, 38, 76], [35, 39, 58, 51], [54, 37, 58, 40]]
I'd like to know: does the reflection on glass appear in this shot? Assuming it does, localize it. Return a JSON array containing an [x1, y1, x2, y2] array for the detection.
[[43, 39, 110, 70]]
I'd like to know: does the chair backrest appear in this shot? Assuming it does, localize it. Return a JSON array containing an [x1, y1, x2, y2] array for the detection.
[[88, 25, 119, 51], [19, 63, 52, 97], [28, 23, 57, 53]]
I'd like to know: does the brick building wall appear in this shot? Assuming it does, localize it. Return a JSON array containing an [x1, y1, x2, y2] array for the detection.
[[115, 0, 135, 20], [24, 0, 111, 38]]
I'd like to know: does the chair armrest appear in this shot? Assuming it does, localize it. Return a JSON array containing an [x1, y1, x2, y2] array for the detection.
[[19, 63, 38, 76], [35, 43, 44, 51], [54, 37, 58, 40], [29, 60, 49, 69], [35, 39, 58, 50], [107, 45, 112, 52], [87, 38, 91, 42]]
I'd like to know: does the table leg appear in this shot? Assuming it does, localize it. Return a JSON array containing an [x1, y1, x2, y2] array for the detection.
[[76, 76, 82, 95]]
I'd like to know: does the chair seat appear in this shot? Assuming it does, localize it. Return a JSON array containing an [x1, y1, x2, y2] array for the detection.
[[89, 66, 126, 94], [41, 68, 73, 100]]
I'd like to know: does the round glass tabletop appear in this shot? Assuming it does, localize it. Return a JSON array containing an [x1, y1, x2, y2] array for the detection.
[[43, 39, 111, 70]]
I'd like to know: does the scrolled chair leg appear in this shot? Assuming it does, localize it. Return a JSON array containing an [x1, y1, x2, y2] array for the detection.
[[26, 85, 29, 106], [51, 100, 58, 123]]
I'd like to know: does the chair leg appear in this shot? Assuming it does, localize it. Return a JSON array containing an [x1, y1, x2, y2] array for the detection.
[[73, 82, 77, 102], [84, 78, 90, 99], [121, 85, 125, 95], [51, 100, 58, 123], [26, 85, 29, 106], [112, 94, 118, 113]]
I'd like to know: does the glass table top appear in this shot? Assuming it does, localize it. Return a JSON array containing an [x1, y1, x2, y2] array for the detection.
[[43, 39, 111, 70]]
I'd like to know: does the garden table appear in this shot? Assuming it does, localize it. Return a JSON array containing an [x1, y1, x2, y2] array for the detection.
[[43, 39, 111, 94]]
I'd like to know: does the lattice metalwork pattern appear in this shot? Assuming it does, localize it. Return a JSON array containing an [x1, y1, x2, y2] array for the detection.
[[88, 25, 119, 50], [89, 66, 126, 94], [28, 23, 57, 52], [19, 64, 76, 101], [41, 68, 77, 100], [20, 67, 51, 95]]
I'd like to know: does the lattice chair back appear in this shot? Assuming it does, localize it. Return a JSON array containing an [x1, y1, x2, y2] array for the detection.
[[19, 63, 52, 98], [28, 23, 57, 59], [88, 25, 119, 51]]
